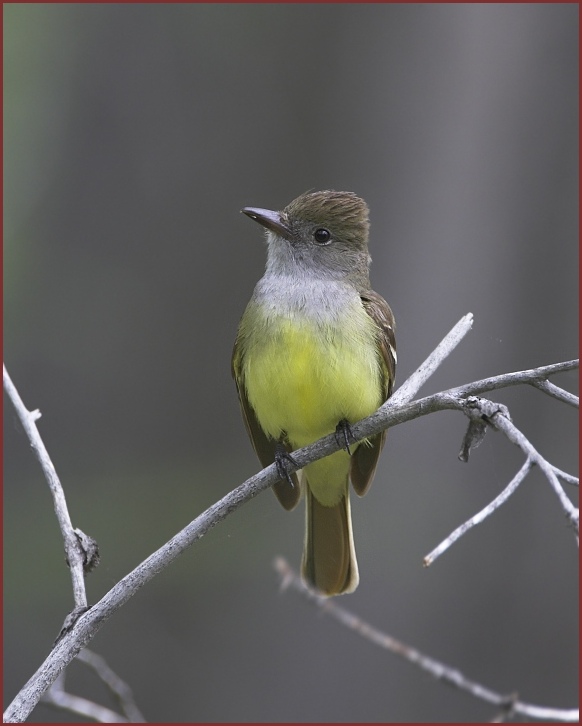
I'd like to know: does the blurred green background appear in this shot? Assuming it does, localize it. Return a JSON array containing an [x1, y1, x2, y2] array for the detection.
[[4, 3, 578, 722]]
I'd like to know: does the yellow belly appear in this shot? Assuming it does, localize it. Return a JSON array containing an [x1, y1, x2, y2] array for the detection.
[[243, 310, 382, 505]]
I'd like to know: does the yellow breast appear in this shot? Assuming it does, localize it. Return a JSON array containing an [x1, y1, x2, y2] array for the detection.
[[243, 310, 382, 448]]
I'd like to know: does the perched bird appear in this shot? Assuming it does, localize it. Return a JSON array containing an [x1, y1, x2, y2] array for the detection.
[[232, 190, 396, 595]]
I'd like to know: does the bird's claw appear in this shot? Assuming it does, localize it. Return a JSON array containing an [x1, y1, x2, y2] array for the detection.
[[335, 419, 356, 456], [275, 444, 298, 487]]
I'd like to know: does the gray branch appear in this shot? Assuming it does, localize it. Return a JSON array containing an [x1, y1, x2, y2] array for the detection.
[[530, 378, 579, 407], [3, 365, 90, 611], [42, 672, 129, 723], [274, 558, 579, 723], [75, 650, 146, 722], [42, 650, 147, 723], [488, 405, 578, 528], [551, 466, 579, 488], [388, 312, 474, 405], [424, 458, 534, 566]]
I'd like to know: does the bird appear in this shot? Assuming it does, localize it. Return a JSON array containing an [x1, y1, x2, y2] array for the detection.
[[232, 190, 396, 595]]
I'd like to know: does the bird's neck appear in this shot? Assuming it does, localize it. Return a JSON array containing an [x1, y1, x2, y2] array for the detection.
[[252, 273, 363, 326]]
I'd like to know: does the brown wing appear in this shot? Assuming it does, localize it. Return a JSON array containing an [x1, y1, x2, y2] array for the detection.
[[350, 289, 396, 496], [231, 339, 302, 511]]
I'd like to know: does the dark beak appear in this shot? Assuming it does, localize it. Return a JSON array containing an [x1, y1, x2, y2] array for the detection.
[[241, 207, 293, 240]]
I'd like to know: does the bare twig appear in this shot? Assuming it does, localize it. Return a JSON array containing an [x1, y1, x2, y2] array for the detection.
[[388, 312, 474, 405], [421, 397, 578, 565], [530, 379, 579, 408], [42, 649, 146, 723], [42, 672, 129, 723], [552, 466, 579, 488], [274, 558, 579, 723], [76, 650, 146, 722], [426, 359, 578, 403], [424, 459, 534, 566], [488, 405, 579, 528], [3, 365, 89, 610]]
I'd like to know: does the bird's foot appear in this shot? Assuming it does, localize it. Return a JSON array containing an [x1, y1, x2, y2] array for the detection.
[[275, 444, 299, 487], [335, 419, 357, 456]]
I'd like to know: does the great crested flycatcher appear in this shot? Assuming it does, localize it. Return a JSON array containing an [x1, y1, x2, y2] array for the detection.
[[232, 190, 396, 595]]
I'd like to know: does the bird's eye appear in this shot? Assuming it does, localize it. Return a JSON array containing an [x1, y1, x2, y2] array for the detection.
[[313, 228, 331, 245]]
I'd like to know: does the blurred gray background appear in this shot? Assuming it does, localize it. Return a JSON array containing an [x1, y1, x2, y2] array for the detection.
[[4, 4, 578, 722]]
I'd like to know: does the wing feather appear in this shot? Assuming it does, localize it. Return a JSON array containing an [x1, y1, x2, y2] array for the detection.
[[350, 290, 396, 496]]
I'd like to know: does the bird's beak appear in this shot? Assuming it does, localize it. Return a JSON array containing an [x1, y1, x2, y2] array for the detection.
[[241, 207, 293, 241]]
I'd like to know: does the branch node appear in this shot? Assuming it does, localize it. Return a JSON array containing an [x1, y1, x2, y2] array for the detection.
[[72, 528, 101, 574], [463, 396, 511, 428], [54, 605, 91, 645], [458, 397, 510, 460]]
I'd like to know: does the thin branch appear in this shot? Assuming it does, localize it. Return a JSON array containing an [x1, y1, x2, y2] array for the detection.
[[389, 312, 474, 405], [552, 466, 579, 488], [444, 397, 578, 541], [76, 650, 146, 723], [486, 404, 579, 528], [42, 672, 129, 723], [3, 365, 89, 610], [274, 558, 579, 723], [530, 379, 579, 408], [41, 650, 146, 723], [440, 359, 579, 401], [424, 458, 534, 567]]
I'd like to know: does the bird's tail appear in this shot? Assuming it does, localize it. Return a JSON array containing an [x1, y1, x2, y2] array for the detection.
[[301, 481, 359, 596]]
